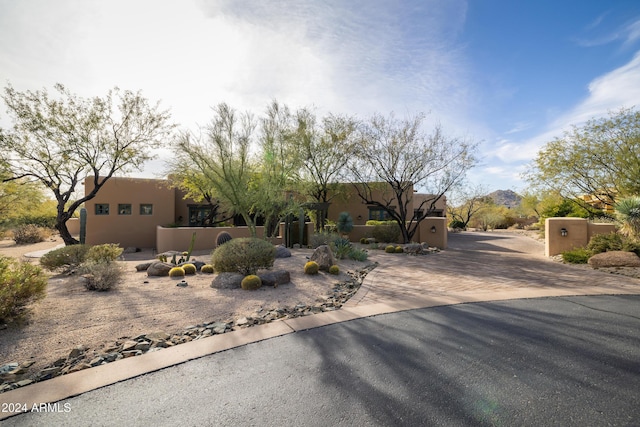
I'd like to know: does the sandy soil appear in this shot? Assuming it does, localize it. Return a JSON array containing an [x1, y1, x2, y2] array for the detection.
[[0, 237, 369, 375]]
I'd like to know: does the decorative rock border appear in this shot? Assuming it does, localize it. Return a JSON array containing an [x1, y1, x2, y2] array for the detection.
[[0, 263, 377, 394]]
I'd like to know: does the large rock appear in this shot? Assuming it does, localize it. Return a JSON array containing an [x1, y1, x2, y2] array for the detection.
[[588, 251, 640, 268], [403, 243, 423, 254], [146, 262, 174, 277], [259, 270, 291, 287], [309, 245, 335, 271], [211, 272, 243, 289], [274, 245, 292, 259], [135, 262, 153, 272]]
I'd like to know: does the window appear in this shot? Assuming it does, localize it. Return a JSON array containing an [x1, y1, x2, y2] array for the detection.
[[140, 204, 153, 215], [189, 205, 212, 226], [118, 204, 132, 215], [95, 204, 109, 215], [368, 207, 390, 221]]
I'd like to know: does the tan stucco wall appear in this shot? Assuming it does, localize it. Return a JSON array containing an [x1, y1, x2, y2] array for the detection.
[[66, 218, 80, 236], [418, 217, 448, 249], [156, 226, 283, 254], [85, 177, 175, 249], [327, 183, 446, 226], [545, 218, 618, 257]]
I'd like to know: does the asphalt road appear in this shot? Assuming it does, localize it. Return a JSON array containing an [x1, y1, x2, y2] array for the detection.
[[4, 295, 640, 427]]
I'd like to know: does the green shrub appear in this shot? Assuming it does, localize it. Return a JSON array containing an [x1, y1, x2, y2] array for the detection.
[[373, 223, 401, 243], [348, 248, 368, 261], [448, 219, 466, 229], [40, 244, 89, 271], [0, 256, 48, 320], [201, 264, 214, 274], [586, 233, 623, 255], [169, 266, 185, 277], [310, 231, 341, 249], [182, 263, 197, 275], [12, 224, 47, 244], [211, 237, 276, 276], [331, 238, 353, 260], [78, 261, 123, 291], [395, 246, 404, 253], [86, 244, 123, 263], [385, 245, 396, 253], [241, 274, 262, 290], [365, 220, 396, 226], [304, 261, 319, 275], [561, 247, 591, 264], [359, 237, 369, 244], [329, 265, 340, 275]]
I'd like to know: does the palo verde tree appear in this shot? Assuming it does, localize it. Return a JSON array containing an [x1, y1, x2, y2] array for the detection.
[[174, 103, 260, 236], [525, 107, 640, 212], [446, 183, 490, 229], [296, 108, 358, 230], [350, 112, 477, 243], [0, 83, 173, 245], [254, 101, 302, 237]]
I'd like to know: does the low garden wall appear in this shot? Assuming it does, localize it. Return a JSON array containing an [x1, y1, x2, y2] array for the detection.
[[545, 218, 617, 256], [156, 226, 283, 254]]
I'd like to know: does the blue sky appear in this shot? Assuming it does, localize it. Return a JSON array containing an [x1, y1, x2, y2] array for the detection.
[[1, 0, 639, 193]]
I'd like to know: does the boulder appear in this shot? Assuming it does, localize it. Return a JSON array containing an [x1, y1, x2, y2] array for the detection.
[[259, 270, 291, 287], [588, 251, 640, 268], [211, 272, 243, 289], [403, 243, 423, 254], [146, 262, 174, 277], [135, 262, 153, 272], [309, 245, 335, 271], [274, 245, 292, 259]]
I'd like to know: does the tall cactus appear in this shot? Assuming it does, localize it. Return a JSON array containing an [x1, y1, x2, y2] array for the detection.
[[79, 208, 87, 244]]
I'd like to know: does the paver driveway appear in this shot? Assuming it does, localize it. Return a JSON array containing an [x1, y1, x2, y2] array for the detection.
[[348, 231, 640, 308]]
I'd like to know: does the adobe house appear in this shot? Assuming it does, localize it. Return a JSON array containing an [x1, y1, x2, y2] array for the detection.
[[84, 176, 447, 250]]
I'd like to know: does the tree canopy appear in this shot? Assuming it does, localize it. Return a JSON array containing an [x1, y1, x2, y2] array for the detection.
[[350, 113, 477, 243], [526, 107, 640, 211], [0, 83, 174, 244]]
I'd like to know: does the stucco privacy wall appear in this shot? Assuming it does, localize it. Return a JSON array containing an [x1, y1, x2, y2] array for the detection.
[[156, 226, 283, 254], [545, 218, 617, 256]]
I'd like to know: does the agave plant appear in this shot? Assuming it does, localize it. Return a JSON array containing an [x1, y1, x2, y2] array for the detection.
[[615, 196, 640, 239]]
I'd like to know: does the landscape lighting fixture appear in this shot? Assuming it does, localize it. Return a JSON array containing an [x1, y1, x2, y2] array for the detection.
[[560, 228, 568, 237], [431, 226, 437, 233]]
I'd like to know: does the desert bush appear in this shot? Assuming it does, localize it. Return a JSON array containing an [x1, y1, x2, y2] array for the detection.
[[385, 245, 396, 253], [86, 244, 123, 263], [182, 263, 197, 275], [561, 247, 591, 264], [304, 261, 319, 275], [586, 233, 623, 255], [348, 248, 368, 261], [329, 265, 340, 275], [241, 274, 262, 290], [12, 224, 48, 244], [201, 264, 214, 274], [372, 223, 401, 243], [0, 256, 48, 320], [168, 266, 186, 277], [615, 196, 640, 239], [586, 233, 640, 256], [40, 244, 89, 271], [78, 261, 123, 291], [331, 238, 353, 260], [448, 219, 466, 230], [310, 231, 341, 249], [211, 237, 276, 276], [216, 231, 233, 247], [395, 246, 404, 253]]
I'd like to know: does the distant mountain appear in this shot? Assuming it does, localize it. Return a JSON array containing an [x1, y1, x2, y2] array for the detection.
[[488, 190, 522, 209]]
